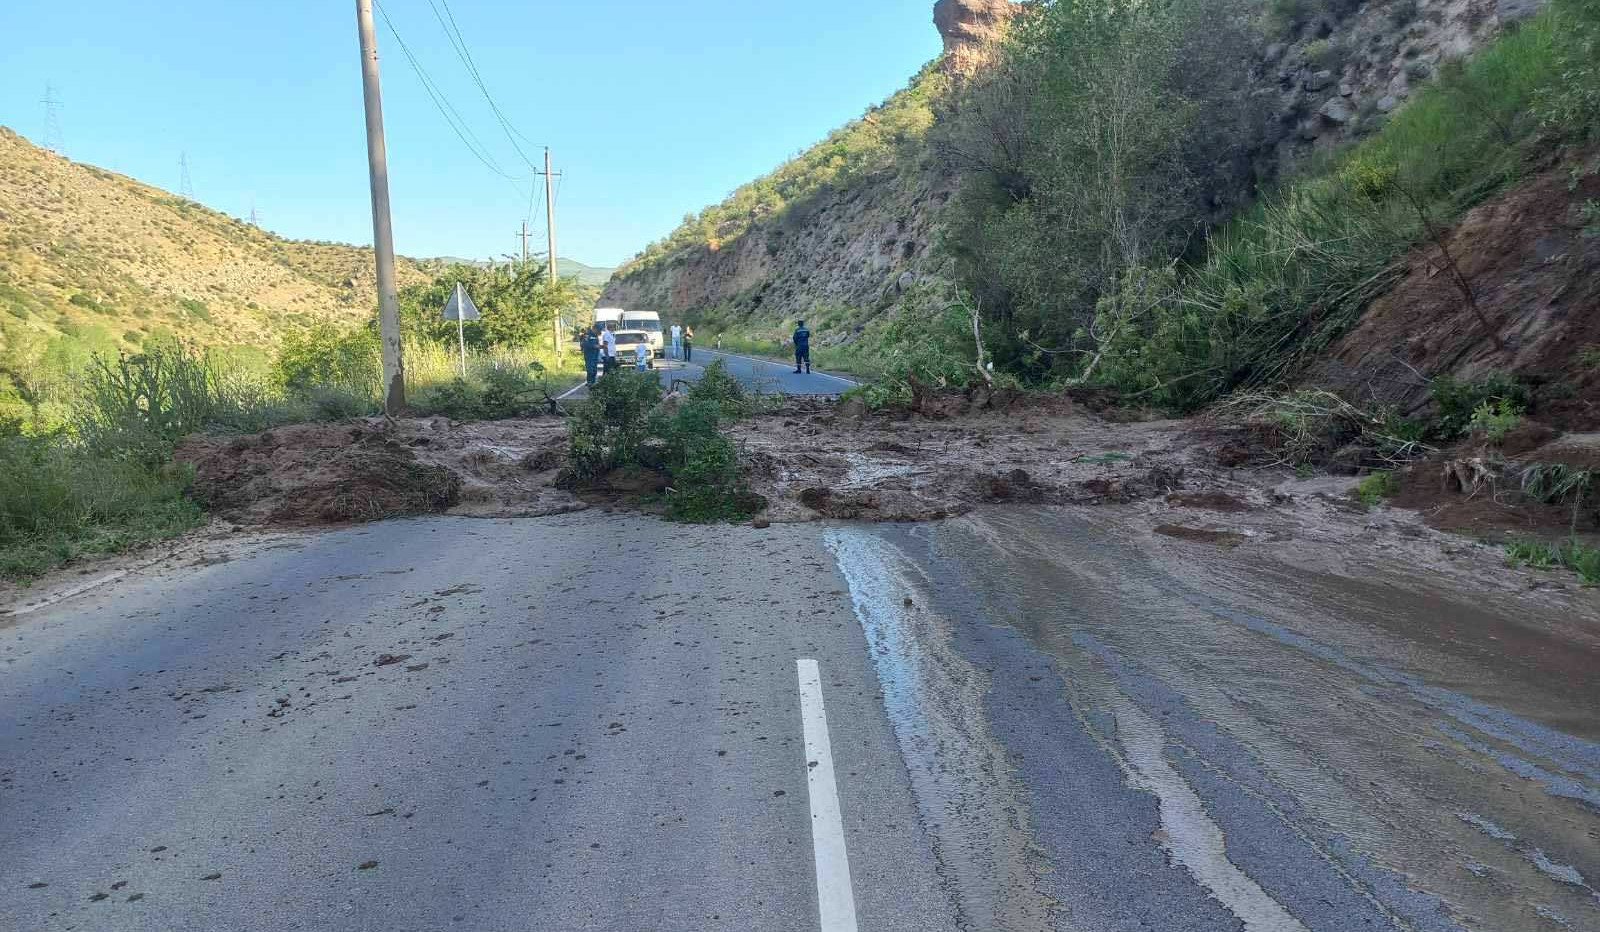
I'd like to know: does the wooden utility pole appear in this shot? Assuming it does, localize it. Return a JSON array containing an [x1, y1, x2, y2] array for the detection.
[[356, 0, 406, 414], [518, 221, 531, 264], [542, 147, 563, 358]]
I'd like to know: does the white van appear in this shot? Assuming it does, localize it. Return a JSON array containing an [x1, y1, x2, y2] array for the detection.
[[593, 307, 625, 331], [622, 310, 665, 358]]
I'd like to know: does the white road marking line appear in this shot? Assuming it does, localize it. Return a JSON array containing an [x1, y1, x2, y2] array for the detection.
[[555, 381, 587, 400], [796, 658, 860, 932]]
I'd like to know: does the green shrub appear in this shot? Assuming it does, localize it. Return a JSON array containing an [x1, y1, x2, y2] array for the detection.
[[1468, 398, 1524, 443], [1431, 373, 1529, 438], [1305, 38, 1348, 71], [273, 324, 380, 401], [412, 378, 485, 421], [1355, 470, 1399, 506]]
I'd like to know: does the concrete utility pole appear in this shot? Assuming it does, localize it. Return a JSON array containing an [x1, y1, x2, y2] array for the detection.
[[542, 147, 563, 358], [356, 0, 406, 415], [518, 221, 531, 264]]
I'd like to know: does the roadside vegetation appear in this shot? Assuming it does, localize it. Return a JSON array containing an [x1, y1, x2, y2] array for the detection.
[[0, 261, 589, 582], [564, 361, 763, 523], [935, 0, 1600, 410]]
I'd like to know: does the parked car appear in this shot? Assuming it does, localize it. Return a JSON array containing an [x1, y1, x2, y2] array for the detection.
[[611, 330, 655, 369], [623, 310, 665, 358]]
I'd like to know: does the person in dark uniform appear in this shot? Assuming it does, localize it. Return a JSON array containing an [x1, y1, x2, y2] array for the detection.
[[581, 324, 601, 387], [792, 320, 811, 374]]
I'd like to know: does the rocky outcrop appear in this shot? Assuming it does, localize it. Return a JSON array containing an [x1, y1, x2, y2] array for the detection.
[[602, 166, 953, 344], [934, 0, 1020, 74], [1260, 0, 1546, 164]]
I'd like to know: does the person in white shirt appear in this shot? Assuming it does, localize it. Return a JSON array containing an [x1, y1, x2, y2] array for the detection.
[[635, 340, 649, 370], [670, 323, 683, 360], [601, 324, 618, 376]]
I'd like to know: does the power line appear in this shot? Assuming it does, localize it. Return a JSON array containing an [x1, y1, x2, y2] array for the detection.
[[372, 0, 523, 182], [425, 0, 543, 172]]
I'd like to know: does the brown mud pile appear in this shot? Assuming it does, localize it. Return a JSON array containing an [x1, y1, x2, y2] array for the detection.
[[733, 396, 1224, 522], [175, 417, 577, 525]]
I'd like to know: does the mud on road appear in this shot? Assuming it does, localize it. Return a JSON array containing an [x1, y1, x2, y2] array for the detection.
[[161, 395, 1600, 609]]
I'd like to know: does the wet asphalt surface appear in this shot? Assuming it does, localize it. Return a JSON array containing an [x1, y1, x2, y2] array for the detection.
[[559, 349, 856, 400], [3, 509, 1597, 931]]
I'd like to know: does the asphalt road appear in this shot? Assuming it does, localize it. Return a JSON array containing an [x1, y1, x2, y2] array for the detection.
[[2, 510, 1597, 931], [558, 349, 856, 401]]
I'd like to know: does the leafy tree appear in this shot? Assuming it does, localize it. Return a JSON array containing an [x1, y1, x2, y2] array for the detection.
[[939, 0, 1264, 376], [400, 262, 580, 350]]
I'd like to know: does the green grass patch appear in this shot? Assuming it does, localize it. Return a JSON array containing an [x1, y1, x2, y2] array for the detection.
[[1355, 471, 1399, 507], [1505, 537, 1600, 585], [0, 432, 202, 581]]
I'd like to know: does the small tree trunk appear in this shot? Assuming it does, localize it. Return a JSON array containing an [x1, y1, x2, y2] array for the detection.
[[1400, 184, 1505, 352]]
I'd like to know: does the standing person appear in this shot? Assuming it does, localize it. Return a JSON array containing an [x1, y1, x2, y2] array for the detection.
[[792, 320, 812, 375], [670, 322, 683, 361], [580, 324, 601, 387], [716, 334, 723, 351], [634, 339, 649, 371], [683, 325, 695, 363], [601, 323, 619, 378]]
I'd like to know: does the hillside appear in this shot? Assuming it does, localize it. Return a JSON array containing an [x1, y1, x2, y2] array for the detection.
[[557, 258, 614, 287], [601, 62, 952, 341], [604, 0, 1547, 346], [0, 126, 430, 357]]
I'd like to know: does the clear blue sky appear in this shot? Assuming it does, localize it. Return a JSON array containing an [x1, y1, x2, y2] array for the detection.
[[0, 1, 944, 269]]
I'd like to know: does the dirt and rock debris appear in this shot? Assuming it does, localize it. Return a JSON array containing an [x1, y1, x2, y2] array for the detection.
[[152, 388, 1600, 609]]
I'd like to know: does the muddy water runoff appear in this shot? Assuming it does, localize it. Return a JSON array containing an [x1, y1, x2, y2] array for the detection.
[[825, 508, 1599, 932]]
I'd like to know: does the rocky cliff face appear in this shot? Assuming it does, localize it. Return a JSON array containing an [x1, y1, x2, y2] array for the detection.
[[603, 0, 1543, 341], [1259, 0, 1544, 163], [934, 0, 1021, 74]]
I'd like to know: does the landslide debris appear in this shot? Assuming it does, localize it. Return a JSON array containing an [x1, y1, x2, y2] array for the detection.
[[175, 416, 577, 526]]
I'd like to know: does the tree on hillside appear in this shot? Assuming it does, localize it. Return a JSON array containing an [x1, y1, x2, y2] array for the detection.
[[939, 0, 1263, 377]]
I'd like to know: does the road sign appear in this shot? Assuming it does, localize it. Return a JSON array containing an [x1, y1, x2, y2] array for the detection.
[[441, 283, 480, 377], [442, 282, 481, 321]]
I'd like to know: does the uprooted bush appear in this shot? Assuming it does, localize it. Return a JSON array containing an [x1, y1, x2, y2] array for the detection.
[[562, 362, 763, 522], [652, 363, 765, 522], [844, 287, 1016, 411], [1219, 390, 1435, 470], [565, 368, 663, 480]]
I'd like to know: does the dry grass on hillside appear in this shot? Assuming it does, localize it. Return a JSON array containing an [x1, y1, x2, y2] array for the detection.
[[0, 126, 428, 353]]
